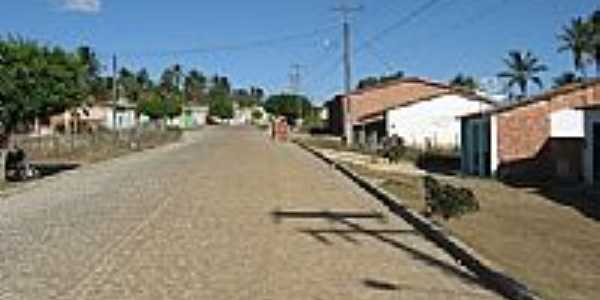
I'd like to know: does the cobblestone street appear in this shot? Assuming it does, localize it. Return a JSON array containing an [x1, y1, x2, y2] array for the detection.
[[0, 127, 502, 300]]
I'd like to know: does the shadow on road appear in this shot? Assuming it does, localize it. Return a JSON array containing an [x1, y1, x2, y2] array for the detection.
[[34, 162, 80, 177], [362, 278, 499, 298], [270, 209, 488, 289]]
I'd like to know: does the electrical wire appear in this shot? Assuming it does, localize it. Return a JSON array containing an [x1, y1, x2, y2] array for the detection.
[[109, 24, 339, 58]]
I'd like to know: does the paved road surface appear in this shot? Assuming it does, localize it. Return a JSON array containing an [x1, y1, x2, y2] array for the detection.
[[0, 127, 502, 300]]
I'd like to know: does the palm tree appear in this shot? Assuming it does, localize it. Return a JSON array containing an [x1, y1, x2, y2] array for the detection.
[[449, 73, 479, 91], [558, 17, 591, 77], [589, 10, 600, 77], [552, 71, 583, 88], [136, 68, 153, 91], [119, 67, 141, 102], [498, 50, 548, 98], [184, 70, 207, 104]]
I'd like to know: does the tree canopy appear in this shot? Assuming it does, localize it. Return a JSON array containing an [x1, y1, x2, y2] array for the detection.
[[558, 10, 600, 77], [137, 92, 182, 120], [263, 94, 312, 123], [498, 50, 547, 98], [0, 37, 92, 133], [449, 74, 479, 91], [356, 71, 404, 90]]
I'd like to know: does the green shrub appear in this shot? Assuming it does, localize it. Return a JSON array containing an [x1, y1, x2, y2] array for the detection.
[[379, 135, 406, 163], [423, 176, 479, 220], [251, 109, 264, 121]]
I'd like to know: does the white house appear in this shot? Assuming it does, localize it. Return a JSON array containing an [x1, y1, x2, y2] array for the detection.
[[384, 93, 494, 149], [102, 99, 138, 130], [167, 106, 209, 129]]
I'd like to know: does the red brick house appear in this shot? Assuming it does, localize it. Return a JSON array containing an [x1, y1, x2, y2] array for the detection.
[[326, 77, 453, 140], [460, 79, 600, 182]]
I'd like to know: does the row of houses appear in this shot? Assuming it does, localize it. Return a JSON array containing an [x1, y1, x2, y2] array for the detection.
[[35, 99, 270, 136], [35, 99, 210, 136], [326, 77, 600, 185]]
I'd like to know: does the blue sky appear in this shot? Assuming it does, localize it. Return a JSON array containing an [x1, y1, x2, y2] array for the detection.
[[1, 0, 598, 104]]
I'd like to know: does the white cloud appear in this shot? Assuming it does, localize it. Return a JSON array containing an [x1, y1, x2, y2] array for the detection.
[[62, 0, 101, 13]]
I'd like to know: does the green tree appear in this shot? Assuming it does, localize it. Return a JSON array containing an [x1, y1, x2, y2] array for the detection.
[[379, 71, 405, 83], [0, 37, 88, 133], [558, 17, 591, 77], [553, 71, 583, 88], [137, 92, 182, 121], [209, 94, 234, 119], [119, 67, 142, 102], [449, 73, 479, 91], [184, 69, 207, 104], [357, 71, 404, 90], [136, 68, 153, 91], [263, 94, 312, 123], [209, 75, 231, 96], [249, 86, 265, 103], [589, 10, 600, 76], [357, 76, 379, 90], [137, 92, 165, 120], [159, 65, 183, 95], [498, 50, 548, 98]]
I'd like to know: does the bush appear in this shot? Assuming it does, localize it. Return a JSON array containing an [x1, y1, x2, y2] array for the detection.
[[251, 109, 264, 121], [379, 135, 406, 163], [423, 176, 479, 220]]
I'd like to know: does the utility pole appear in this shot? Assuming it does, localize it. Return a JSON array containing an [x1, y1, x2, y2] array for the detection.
[[289, 63, 303, 95], [112, 54, 118, 135], [289, 63, 305, 128], [333, 2, 362, 146]]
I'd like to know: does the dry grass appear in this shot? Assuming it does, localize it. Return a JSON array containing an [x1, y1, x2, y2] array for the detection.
[[330, 159, 600, 300], [17, 129, 182, 164], [299, 137, 600, 299]]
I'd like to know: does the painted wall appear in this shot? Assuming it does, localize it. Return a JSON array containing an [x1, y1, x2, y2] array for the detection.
[[584, 109, 600, 184], [386, 94, 491, 148], [104, 108, 137, 130], [550, 108, 585, 138]]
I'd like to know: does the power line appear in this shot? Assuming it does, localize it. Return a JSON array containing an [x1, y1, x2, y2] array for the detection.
[[402, 0, 511, 53], [100, 24, 338, 58], [354, 0, 444, 54]]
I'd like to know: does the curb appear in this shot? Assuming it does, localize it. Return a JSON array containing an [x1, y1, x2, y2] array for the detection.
[[295, 141, 544, 300]]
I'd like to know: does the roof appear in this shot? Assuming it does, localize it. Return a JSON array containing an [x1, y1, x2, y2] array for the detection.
[[98, 99, 137, 109], [459, 79, 600, 119], [575, 103, 600, 110], [348, 77, 452, 96], [356, 89, 497, 123], [348, 77, 456, 123]]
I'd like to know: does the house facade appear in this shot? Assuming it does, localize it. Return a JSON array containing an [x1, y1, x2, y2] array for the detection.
[[167, 106, 209, 129], [328, 78, 453, 143], [102, 100, 138, 130], [384, 93, 494, 149], [332, 78, 494, 150], [460, 80, 600, 182]]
